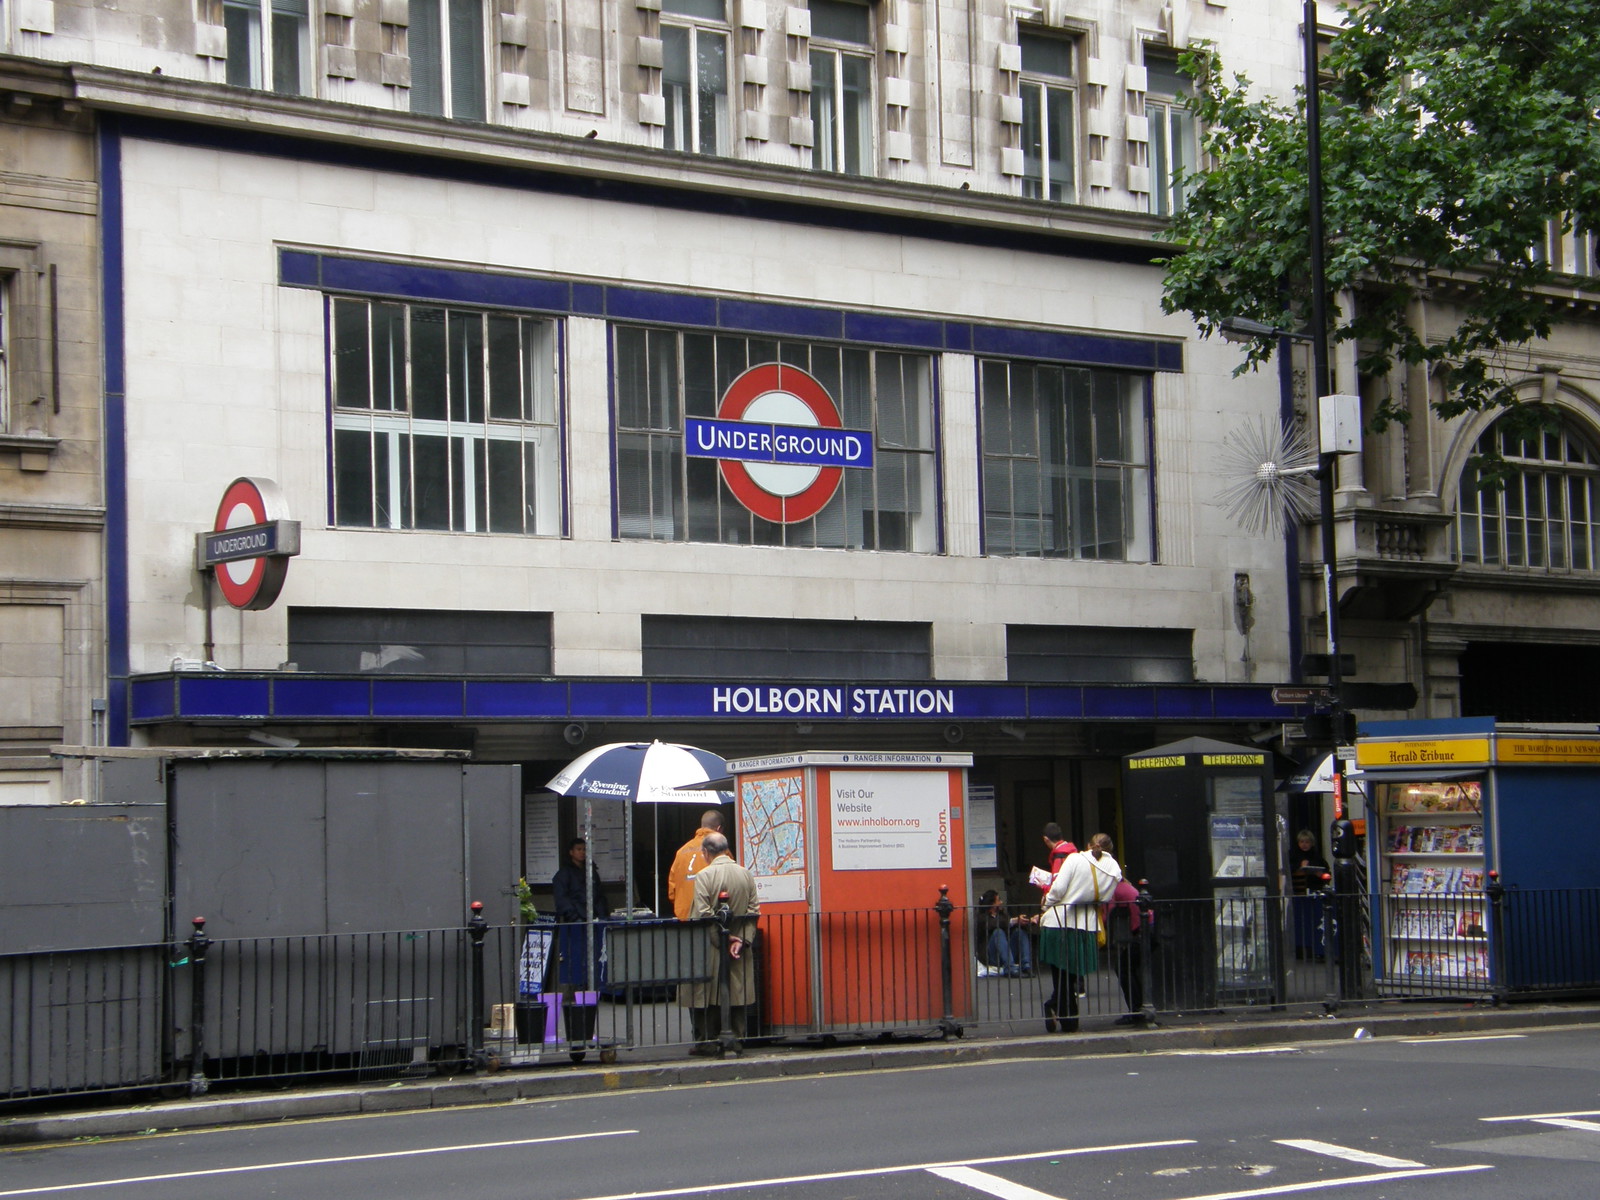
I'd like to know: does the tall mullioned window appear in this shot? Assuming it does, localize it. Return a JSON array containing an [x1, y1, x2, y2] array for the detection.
[[981, 360, 1153, 561], [330, 298, 561, 535], [1018, 30, 1077, 203], [613, 326, 937, 551], [808, 0, 873, 176], [662, 0, 730, 155], [223, 0, 310, 95], [409, 0, 487, 120], [1145, 52, 1196, 217], [1455, 418, 1600, 572]]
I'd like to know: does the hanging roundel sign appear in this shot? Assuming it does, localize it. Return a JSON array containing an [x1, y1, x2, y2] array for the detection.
[[196, 477, 301, 611], [684, 363, 875, 525]]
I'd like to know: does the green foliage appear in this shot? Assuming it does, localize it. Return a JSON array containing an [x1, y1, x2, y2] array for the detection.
[[1159, 0, 1600, 432], [515, 877, 539, 924]]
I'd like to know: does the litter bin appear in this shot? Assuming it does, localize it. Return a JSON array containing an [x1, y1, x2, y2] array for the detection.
[[514, 999, 548, 1045]]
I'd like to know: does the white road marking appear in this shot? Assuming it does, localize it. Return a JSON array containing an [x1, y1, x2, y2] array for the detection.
[[1157, 1048, 1302, 1057], [1274, 1138, 1424, 1169], [0, 1130, 636, 1197], [928, 1165, 1065, 1200], [1533, 1117, 1600, 1133], [1399, 1034, 1526, 1044], [1165, 1164, 1493, 1200], [1482, 1108, 1600, 1122], [568, 1140, 1195, 1200]]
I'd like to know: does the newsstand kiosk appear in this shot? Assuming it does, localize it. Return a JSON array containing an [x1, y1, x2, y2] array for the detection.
[[1357, 718, 1600, 996], [725, 751, 972, 1036]]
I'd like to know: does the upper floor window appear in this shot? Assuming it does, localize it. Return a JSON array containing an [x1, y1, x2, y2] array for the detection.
[[1145, 52, 1196, 217], [981, 359, 1153, 561], [1455, 417, 1600, 572], [409, 0, 487, 121], [662, 0, 730, 155], [1533, 218, 1599, 278], [330, 298, 562, 535], [613, 326, 936, 551], [1018, 31, 1077, 203], [808, 0, 873, 176], [223, 0, 310, 95]]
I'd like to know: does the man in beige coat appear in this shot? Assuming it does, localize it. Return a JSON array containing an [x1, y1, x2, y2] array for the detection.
[[687, 832, 760, 1054]]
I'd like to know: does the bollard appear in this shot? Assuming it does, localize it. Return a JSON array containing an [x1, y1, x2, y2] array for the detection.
[[1136, 880, 1156, 1026], [468, 900, 488, 1070], [934, 884, 959, 1038], [1319, 873, 1339, 1013], [1485, 871, 1506, 1006], [187, 916, 210, 1097]]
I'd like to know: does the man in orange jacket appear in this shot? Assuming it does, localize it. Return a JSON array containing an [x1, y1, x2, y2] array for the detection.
[[668, 809, 726, 920]]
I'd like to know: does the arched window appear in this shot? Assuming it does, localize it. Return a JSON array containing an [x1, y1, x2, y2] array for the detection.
[[1454, 416, 1600, 571]]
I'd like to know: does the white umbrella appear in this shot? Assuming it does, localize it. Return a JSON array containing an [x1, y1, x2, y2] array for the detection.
[[546, 740, 731, 804], [546, 741, 731, 918]]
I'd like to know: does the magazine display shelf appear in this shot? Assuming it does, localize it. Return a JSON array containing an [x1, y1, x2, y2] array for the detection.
[[1377, 780, 1488, 992]]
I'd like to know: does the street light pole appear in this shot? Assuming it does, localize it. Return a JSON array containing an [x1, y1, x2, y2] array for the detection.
[[1304, 0, 1360, 1000]]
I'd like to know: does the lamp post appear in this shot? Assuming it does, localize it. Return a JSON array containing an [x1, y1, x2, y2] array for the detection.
[[1303, 0, 1361, 1001]]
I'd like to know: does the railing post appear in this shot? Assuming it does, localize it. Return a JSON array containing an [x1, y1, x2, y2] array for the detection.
[[1137, 881, 1156, 1026], [1319, 873, 1339, 1013], [1485, 871, 1507, 1006], [934, 884, 959, 1038], [186, 916, 210, 1097], [467, 900, 488, 1070]]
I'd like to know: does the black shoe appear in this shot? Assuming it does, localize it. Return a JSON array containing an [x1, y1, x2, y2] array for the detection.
[[688, 1042, 719, 1057], [1058, 1019, 1079, 1034]]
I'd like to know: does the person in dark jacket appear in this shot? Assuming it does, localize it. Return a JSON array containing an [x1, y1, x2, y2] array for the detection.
[[552, 839, 611, 996]]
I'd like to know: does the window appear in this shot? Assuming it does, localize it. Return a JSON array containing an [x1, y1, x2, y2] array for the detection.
[[981, 360, 1153, 560], [643, 615, 930, 678], [1145, 52, 1196, 217], [223, 0, 310, 95], [1534, 218, 1599, 278], [662, 0, 730, 155], [613, 326, 937, 551], [1007, 625, 1193, 682], [409, 0, 487, 120], [290, 608, 553, 674], [808, 0, 873, 176], [330, 298, 562, 535], [1454, 417, 1600, 572], [1018, 31, 1076, 203]]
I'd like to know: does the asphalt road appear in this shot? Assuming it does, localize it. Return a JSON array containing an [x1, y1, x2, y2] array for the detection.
[[4, 1027, 1599, 1200]]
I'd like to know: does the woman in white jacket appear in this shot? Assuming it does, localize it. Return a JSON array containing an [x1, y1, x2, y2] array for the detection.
[[1038, 833, 1122, 1032]]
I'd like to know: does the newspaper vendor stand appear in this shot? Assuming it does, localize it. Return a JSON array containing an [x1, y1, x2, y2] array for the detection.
[[1358, 718, 1600, 996], [726, 751, 972, 1037]]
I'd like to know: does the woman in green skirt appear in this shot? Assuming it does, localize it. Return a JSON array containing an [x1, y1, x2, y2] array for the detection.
[[1039, 833, 1122, 1032]]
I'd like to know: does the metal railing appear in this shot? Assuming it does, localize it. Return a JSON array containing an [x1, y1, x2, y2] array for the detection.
[[4, 883, 1597, 1105]]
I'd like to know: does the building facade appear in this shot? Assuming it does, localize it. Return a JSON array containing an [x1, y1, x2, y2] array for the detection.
[[4, 0, 1594, 899]]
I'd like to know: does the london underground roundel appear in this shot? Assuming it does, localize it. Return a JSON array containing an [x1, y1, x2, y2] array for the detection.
[[686, 364, 875, 525], [207, 477, 297, 610]]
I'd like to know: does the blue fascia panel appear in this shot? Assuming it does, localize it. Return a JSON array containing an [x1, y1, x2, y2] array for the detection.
[[465, 680, 573, 718], [179, 676, 272, 719], [844, 311, 949, 350], [1212, 687, 1291, 719], [1154, 687, 1213, 719], [279, 249, 321, 288], [273, 677, 373, 718], [1361, 717, 1498, 738], [605, 286, 718, 327], [372, 679, 466, 717], [130, 677, 176, 722], [569, 681, 650, 718], [718, 299, 843, 340], [1083, 687, 1157, 720]]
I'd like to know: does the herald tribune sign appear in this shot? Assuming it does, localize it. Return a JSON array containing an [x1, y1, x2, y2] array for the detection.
[[685, 363, 873, 524]]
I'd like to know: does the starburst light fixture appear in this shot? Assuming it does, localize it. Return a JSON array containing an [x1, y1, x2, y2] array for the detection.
[[1216, 418, 1320, 536]]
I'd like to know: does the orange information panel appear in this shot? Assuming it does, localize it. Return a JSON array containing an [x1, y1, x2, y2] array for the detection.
[[729, 751, 972, 1035]]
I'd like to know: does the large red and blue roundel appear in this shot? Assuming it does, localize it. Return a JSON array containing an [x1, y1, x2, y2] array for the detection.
[[686, 363, 874, 525]]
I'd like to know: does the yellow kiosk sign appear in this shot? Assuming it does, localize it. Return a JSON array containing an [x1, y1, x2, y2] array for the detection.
[[1495, 736, 1600, 765], [1355, 738, 1491, 769]]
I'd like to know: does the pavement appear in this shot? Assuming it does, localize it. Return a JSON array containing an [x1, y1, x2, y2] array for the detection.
[[4, 1000, 1599, 1147]]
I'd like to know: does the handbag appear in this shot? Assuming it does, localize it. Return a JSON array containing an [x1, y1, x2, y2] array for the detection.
[[1091, 863, 1108, 948]]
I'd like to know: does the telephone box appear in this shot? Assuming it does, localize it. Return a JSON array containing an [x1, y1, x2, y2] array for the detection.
[[727, 751, 972, 1035]]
